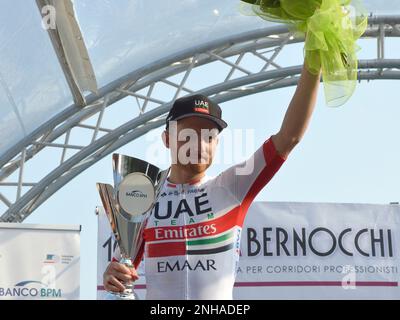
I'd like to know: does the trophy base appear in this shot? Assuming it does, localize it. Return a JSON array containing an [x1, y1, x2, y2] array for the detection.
[[105, 290, 139, 300]]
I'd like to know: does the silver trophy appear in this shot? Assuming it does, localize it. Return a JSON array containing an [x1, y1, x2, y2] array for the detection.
[[96, 154, 170, 300]]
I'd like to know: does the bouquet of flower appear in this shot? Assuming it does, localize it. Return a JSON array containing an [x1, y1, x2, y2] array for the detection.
[[240, 0, 368, 107]]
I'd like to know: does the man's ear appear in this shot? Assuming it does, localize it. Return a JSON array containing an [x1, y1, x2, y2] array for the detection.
[[162, 130, 169, 148]]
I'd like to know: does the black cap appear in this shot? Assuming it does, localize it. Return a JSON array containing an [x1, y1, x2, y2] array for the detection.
[[165, 94, 227, 132]]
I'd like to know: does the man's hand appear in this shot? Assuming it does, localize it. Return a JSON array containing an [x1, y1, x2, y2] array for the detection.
[[103, 261, 139, 292]]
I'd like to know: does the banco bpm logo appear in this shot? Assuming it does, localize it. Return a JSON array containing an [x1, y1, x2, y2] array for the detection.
[[126, 190, 148, 198], [0, 280, 62, 299]]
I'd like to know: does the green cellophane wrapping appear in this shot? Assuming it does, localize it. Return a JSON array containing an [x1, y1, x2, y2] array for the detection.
[[240, 0, 368, 107]]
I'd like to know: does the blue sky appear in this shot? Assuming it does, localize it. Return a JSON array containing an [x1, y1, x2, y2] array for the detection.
[[25, 37, 400, 299]]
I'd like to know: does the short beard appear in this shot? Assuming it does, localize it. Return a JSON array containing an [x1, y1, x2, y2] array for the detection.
[[179, 162, 211, 175]]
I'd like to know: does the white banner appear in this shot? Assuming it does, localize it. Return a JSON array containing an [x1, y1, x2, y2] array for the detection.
[[234, 202, 400, 299], [0, 223, 80, 300], [97, 202, 400, 299]]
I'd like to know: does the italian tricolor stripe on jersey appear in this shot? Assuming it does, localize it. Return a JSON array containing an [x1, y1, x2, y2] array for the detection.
[[146, 229, 236, 257], [187, 230, 233, 246]]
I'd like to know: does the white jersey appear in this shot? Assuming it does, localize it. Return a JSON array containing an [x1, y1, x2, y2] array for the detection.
[[113, 136, 286, 299]]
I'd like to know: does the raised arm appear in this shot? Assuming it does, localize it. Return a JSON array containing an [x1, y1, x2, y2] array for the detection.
[[271, 61, 321, 159]]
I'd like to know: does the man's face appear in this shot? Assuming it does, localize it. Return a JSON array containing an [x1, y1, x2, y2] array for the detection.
[[164, 116, 220, 174]]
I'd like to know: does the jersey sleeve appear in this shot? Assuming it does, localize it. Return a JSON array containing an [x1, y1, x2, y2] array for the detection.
[[214, 135, 286, 223]]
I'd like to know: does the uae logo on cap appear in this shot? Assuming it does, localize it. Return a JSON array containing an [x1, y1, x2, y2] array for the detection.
[[194, 100, 210, 114]]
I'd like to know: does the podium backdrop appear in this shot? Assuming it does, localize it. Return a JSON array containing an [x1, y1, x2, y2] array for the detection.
[[97, 202, 400, 299]]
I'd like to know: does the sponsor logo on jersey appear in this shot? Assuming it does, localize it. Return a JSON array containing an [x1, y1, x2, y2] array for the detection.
[[157, 259, 217, 272], [155, 224, 217, 240], [152, 192, 212, 220]]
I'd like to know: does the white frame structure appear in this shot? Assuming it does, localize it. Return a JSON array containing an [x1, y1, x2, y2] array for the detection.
[[1, 15, 399, 222]]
